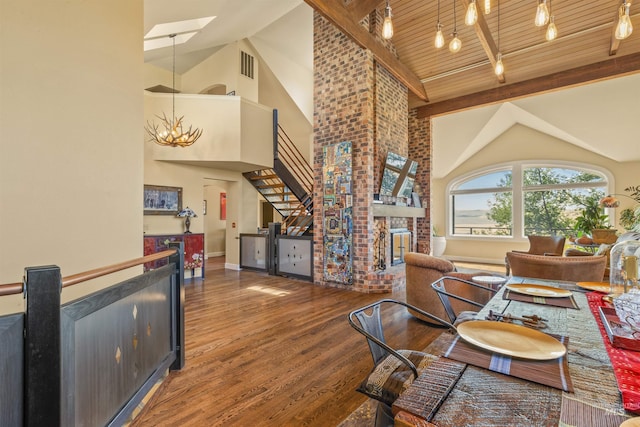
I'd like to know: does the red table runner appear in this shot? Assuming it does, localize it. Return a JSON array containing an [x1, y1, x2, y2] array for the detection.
[[587, 292, 640, 413]]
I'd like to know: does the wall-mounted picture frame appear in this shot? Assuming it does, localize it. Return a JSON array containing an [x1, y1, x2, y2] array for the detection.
[[203, 200, 207, 215], [144, 185, 182, 215], [220, 192, 227, 220]]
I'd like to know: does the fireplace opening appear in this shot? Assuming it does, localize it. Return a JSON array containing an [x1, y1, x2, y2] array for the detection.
[[390, 229, 411, 266]]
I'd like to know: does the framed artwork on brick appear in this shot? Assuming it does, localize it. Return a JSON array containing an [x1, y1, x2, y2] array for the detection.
[[322, 141, 353, 285]]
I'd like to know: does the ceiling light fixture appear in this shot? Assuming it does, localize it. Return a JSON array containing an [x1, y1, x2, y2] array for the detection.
[[145, 34, 202, 147], [535, 0, 550, 27], [450, 0, 462, 53], [484, 0, 491, 15], [465, 0, 479, 25], [382, 0, 394, 39], [495, 0, 504, 76], [615, 0, 634, 40], [546, 0, 558, 41], [435, 0, 445, 48]]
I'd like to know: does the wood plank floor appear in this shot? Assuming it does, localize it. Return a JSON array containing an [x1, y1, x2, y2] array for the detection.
[[131, 257, 447, 426]]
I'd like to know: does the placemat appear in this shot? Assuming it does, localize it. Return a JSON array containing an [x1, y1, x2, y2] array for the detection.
[[559, 395, 631, 427], [587, 292, 640, 414], [443, 332, 574, 391], [503, 289, 579, 309], [392, 357, 466, 422]]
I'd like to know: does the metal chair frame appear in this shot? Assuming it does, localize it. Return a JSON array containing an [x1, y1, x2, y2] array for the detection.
[[431, 276, 498, 324]]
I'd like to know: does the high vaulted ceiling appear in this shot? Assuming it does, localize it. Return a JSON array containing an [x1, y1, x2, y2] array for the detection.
[[307, 0, 640, 114], [144, 1, 640, 164]]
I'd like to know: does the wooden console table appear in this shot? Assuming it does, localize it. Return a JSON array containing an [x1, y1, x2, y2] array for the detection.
[[144, 233, 205, 279]]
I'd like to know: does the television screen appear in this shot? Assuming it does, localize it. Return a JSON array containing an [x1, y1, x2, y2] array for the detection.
[[379, 151, 418, 198]]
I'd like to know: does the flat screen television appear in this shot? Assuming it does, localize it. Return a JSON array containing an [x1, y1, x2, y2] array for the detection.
[[379, 151, 418, 199]]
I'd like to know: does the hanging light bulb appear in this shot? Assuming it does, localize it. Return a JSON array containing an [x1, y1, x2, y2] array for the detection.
[[484, 0, 491, 14], [382, 0, 394, 39], [449, 32, 462, 53], [535, 0, 550, 27], [435, 23, 445, 48], [546, 16, 558, 40], [494, 0, 503, 76], [615, 1, 634, 40], [494, 53, 504, 76], [465, 0, 478, 26], [450, 0, 461, 53], [435, 0, 445, 48]]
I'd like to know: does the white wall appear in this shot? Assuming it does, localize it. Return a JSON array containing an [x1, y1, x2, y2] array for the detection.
[[0, 0, 144, 312]]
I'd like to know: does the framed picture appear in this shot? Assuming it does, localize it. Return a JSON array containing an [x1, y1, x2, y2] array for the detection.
[[203, 200, 207, 215], [220, 192, 227, 220], [144, 185, 182, 215]]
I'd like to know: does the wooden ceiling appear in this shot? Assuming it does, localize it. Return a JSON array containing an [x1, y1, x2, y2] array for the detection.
[[305, 0, 640, 115]]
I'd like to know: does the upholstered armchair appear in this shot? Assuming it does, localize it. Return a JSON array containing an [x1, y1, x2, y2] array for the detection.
[[505, 235, 566, 275], [506, 251, 607, 282], [404, 252, 493, 325]]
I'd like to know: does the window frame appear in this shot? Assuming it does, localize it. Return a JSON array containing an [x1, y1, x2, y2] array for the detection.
[[446, 161, 614, 241]]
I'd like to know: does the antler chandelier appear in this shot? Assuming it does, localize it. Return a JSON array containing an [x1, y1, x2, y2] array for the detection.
[[145, 34, 202, 147]]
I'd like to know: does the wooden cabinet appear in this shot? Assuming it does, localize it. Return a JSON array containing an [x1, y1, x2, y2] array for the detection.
[[144, 233, 205, 279]]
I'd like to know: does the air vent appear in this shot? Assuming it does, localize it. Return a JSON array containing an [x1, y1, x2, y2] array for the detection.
[[240, 51, 254, 79]]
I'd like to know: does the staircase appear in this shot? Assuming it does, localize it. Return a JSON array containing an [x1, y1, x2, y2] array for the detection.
[[243, 110, 313, 236]]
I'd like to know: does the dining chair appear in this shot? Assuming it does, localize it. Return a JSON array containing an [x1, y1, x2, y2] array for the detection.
[[431, 276, 499, 325], [348, 299, 454, 427]]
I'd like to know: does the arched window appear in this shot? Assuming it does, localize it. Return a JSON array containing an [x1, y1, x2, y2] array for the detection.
[[448, 162, 611, 238]]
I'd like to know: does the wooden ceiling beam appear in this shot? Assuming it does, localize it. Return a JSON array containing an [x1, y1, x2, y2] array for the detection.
[[461, 0, 506, 83], [416, 51, 640, 118], [347, 0, 384, 21], [304, 0, 429, 101]]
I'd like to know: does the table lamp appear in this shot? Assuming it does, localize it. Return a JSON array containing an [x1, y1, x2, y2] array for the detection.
[[177, 207, 197, 234]]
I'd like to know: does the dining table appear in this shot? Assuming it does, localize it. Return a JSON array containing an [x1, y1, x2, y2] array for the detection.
[[392, 276, 640, 427]]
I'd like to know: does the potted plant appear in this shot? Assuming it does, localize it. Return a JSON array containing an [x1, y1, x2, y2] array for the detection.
[[574, 194, 616, 244], [431, 225, 447, 257]]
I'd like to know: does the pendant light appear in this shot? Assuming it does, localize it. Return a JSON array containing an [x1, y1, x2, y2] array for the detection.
[[545, 0, 558, 41], [435, 0, 445, 48], [484, 0, 491, 15], [382, 0, 394, 40], [449, 0, 462, 53], [494, 0, 504, 76], [465, 0, 478, 26], [145, 34, 202, 147], [615, 0, 634, 40], [535, 0, 550, 27]]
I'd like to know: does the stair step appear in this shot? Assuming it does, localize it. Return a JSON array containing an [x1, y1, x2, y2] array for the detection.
[[256, 183, 285, 189], [249, 174, 278, 180]]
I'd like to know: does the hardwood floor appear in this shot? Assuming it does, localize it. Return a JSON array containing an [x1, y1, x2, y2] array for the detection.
[[131, 257, 444, 426]]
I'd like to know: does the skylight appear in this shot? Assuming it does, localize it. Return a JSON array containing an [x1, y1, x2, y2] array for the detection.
[[144, 16, 216, 51]]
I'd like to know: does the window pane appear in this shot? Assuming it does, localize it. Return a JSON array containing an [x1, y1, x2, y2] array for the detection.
[[523, 188, 606, 236], [456, 170, 511, 191], [523, 167, 605, 186], [453, 192, 512, 236]]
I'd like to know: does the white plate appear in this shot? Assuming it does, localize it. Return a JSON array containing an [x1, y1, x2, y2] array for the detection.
[[456, 320, 567, 360], [472, 276, 508, 285], [506, 283, 572, 298]]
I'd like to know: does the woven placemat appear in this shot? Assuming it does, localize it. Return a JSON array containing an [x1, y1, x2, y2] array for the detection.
[[392, 357, 466, 421], [444, 332, 574, 392], [503, 289, 579, 309], [559, 395, 630, 427]]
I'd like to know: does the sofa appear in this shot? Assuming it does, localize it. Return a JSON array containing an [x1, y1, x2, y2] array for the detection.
[[506, 251, 607, 282], [404, 252, 493, 325]]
